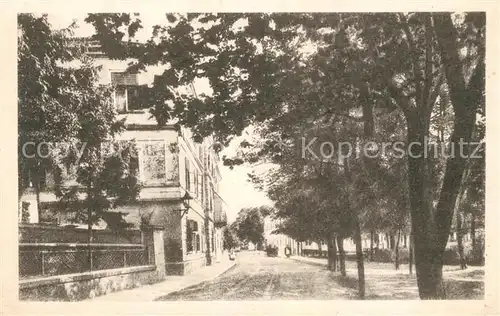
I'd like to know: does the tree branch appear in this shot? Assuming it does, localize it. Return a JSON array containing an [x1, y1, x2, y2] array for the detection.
[[425, 72, 444, 118], [432, 13, 467, 115], [423, 13, 435, 112], [331, 113, 364, 122], [387, 80, 411, 117], [399, 13, 424, 107]]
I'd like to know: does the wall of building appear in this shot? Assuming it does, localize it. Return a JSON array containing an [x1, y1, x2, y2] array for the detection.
[[263, 217, 298, 256]]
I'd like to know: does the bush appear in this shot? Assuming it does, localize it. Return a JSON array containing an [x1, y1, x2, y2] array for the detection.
[[466, 236, 485, 265], [368, 248, 410, 264], [443, 241, 485, 266], [443, 245, 462, 265], [392, 248, 410, 264], [368, 242, 485, 267]]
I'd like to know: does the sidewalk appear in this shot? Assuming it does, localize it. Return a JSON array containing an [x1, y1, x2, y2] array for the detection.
[[88, 256, 237, 301], [291, 255, 484, 277]]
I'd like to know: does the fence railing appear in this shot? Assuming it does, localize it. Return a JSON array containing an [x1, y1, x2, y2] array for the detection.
[[19, 243, 155, 279]]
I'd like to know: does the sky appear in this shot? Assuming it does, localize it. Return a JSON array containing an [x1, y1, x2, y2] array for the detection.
[[48, 13, 274, 223]]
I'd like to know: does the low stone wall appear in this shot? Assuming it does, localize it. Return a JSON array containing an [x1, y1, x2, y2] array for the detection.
[[19, 225, 167, 301], [19, 265, 162, 301]]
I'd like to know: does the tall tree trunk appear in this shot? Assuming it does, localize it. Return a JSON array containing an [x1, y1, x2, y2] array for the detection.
[[454, 119, 475, 270], [383, 13, 484, 299], [407, 120, 446, 299], [354, 218, 365, 298], [204, 212, 212, 265], [355, 84, 372, 299], [414, 12, 485, 299], [30, 166, 43, 222], [35, 182, 42, 223], [87, 186, 94, 271], [317, 240, 323, 257], [456, 211, 467, 269], [337, 235, 346, 276], [395, 229, 401, 270], [369, 230, 374, 261], [327, 237, 337, 271], [343, 155, 365, 299], [471, 212, 476, 255], [409, 229, 414, 275]]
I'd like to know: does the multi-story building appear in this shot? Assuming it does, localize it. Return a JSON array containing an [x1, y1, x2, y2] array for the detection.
[[18, 40, 228, 275], [263, 217, 298, 256]]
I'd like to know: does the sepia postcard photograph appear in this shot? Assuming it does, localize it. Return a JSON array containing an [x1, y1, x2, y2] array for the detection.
[[1, 1, 499, 315]]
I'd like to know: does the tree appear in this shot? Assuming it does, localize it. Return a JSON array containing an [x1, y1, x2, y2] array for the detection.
[[233, 207, 267, 246], [86, 12, 485, 299], [395, 13, 483, 298], [223, 226, 237, 250], [18, 13, 83, 216], [18, 14, 142, 239]]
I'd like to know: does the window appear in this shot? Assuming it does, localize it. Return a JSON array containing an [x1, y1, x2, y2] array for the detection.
[[194, 169, 198, 198], [186, 219, 200, 253], [185, 158, 191, 191], [129, 152, 139, 176], [111, 72, 142, 112], [186, 221, 193, 252], [198, 172, 202, 201], [211, 231, 215, 251], [201, 175, 205, 205], [114, 85, 128, 112], [140, 141, 166, 185], [195, 234, 201, 252], [209, 189, 213, 212]]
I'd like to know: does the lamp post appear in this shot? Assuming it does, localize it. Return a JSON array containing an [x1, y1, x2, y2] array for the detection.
[[179, 191, 193, 217]]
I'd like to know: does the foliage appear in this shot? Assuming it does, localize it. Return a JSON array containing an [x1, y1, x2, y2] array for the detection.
[[18, 14, 142, 230], [86, 12, 485, 298], [223, 226, 237, 250], [231, 206, 268, 245]]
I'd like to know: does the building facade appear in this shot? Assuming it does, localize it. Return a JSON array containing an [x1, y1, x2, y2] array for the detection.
[[18, 41, 228, 275], [263, 217, 298, 256]]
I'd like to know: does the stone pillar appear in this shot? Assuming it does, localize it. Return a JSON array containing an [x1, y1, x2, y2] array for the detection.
[[145, 225, 166, 280]]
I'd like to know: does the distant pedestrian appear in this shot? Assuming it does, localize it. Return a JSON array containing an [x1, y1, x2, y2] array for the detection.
[[285, 245, 291, 258]]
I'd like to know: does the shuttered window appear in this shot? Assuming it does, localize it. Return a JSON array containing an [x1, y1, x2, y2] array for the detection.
[[111, 72, 140, 112], [185, 158, 191, 191]]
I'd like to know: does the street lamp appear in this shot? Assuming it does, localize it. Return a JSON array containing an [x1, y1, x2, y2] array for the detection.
[[179, 191, 193, 218]]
